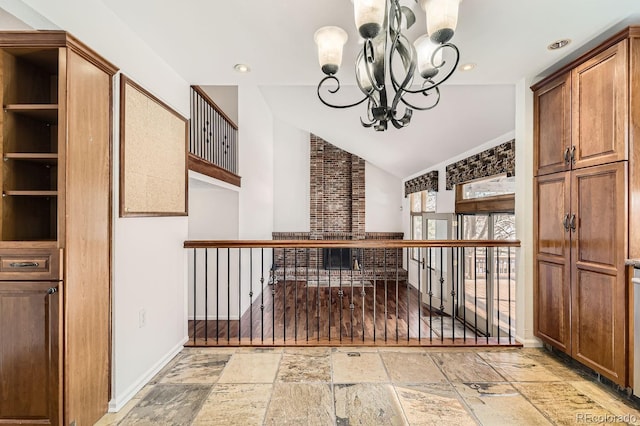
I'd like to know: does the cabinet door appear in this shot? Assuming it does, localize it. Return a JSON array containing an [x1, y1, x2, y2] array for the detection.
[[571, 162, 627, 385], [534, 73, 571, 176], [534, 172, 571, 351], [572, 40, 628, 169], [0, 281, 61, 426]]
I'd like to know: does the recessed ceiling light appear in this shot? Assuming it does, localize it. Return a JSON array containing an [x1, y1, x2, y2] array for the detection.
[[459, 63, 476, 72], [233, 63, 251, 73], [548, 39, 571, 50]]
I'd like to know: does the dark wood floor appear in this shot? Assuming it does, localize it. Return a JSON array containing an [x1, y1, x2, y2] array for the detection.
[[186, 280, 514, 347]]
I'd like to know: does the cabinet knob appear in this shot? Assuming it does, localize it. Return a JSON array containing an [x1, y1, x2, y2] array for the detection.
[[570, 146, 576, 164], [47, 287, 57, 295], [562, 213, 570, 231]]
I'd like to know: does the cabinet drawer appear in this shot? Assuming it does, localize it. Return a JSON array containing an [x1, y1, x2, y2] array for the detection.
[[0, 249, 61, 280]]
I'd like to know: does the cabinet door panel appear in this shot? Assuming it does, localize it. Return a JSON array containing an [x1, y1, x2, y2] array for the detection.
[[572, 40, 628, 168], [535, 260, 570, 351], [534, 73, 571, 176], [0, 281, 60, 425], [534, 173, 571, 351], [571, 162, 627, 384]]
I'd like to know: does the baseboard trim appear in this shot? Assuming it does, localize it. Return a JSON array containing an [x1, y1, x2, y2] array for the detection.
[[516, 335, 543, 348], [108, 336, 188, 412]]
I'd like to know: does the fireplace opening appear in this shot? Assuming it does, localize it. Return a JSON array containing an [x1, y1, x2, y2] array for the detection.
[[323, 248, 352, 270]]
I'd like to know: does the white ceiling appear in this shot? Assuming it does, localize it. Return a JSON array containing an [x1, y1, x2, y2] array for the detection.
[[99, 0, 640, 177]]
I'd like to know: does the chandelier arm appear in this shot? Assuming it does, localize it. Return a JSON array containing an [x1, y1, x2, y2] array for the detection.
[[390, 108, 412, 129], [363, 40, 385, 93], [398, 85, 442, 111], [316, 75, 370, 109], [401, 44, 460, 94]]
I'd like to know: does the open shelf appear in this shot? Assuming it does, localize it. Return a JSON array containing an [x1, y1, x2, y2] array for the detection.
[[3, 190, 57, 197], [4, 153, 58, 164], [4, 104, 58, 123]]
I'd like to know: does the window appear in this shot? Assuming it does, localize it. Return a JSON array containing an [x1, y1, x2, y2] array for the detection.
[[455, 174, 515, 214], [410, 190, 437, 260], [461, 174, 515, 200], [459, 212, 516, 337]]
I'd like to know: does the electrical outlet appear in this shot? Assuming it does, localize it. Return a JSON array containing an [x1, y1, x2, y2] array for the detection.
[[139, 309, 146, 328]]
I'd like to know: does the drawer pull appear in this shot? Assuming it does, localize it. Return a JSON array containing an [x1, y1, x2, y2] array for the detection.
[[9, 261, 40, 268]]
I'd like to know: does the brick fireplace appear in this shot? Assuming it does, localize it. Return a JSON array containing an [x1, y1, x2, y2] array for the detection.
[[273, 134, 404, 279]]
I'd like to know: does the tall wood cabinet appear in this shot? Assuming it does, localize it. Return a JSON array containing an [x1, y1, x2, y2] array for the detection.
[[0, 32, 116, 425], [533, 27, 639, 386]]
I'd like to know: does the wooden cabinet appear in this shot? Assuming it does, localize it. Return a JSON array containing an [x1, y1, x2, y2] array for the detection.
[[532, 28, 639, 387], [534, 41, 628, 177], [534, 172, 571, 352], [0, 281, 60, 425], [0, 32, 117, 426], [534, 73, 571, 176], [572, 41, 628, 169], [570, 162, 627, 382]]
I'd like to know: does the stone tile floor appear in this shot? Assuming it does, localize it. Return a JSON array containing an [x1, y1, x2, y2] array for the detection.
[[96, 346, 640, 425]]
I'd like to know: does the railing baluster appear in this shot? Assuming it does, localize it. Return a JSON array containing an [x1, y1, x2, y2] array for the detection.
[[462, 247, 466, 342], [418, 247, 421, 343], [193, 248, 196, 344], [238, 248, 242, 344], [373, 249, 376, 343], [384, 248, 388, 342], [509, 247, 512, 344], [439, 247, 444, 342], [428, 247, 433, 342], [361, 248, 365, 342], [350, 250, 354, 342], [260, 248, 264, 343], [474, 247, 478, 343], [496, 247, 500, 344], [216, 248, 219, 344], [283, 248, 287, 343], [205, 248, 208, 343], [294, 249, 298, 342], [306, 248, 309, 342], [271, 248, 275, 344], [485, 246, 490, 344], [250, 248, 253, 344], [401, 248, 406, 342], [451, 247, 455, 341], [317, 247, 320, 341], [227, 248, 230, 343], [339, 254, 343, 342], [328, 250, 332, 342]]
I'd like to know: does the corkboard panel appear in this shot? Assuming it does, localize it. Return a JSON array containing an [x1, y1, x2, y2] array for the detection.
[[119, 75, 188, 217]]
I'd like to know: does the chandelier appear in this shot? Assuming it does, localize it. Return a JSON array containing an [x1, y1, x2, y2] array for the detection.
[[314, 0, 461, 131]]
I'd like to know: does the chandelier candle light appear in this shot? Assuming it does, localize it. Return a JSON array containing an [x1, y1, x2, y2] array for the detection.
[[314, 0, 461, 131]]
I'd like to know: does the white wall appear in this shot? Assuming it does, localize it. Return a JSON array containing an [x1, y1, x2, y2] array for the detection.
[[514, 78, 538, 347], [273, 119, 310, 232], [365, 163, 402, 232]]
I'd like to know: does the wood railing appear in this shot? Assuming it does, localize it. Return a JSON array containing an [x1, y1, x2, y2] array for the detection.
[[189, 86, 240, 186], [184, 239, 521, 347]]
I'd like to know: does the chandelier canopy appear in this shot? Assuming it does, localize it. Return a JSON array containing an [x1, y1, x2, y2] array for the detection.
[[314, 0, 462, 131]]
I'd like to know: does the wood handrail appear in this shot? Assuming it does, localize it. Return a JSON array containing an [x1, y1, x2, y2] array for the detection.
[[184, 239, 521, 249], [191, 85, 238, 130]]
